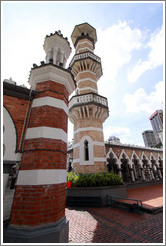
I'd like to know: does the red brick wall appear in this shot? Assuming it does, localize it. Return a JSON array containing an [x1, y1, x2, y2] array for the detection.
[[3, 95, 30, 151], [10, 78, 70, 228], [10, 183, 66, 226]]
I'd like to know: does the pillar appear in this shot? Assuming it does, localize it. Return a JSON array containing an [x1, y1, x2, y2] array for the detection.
[[157, 168, 162, 179], [150, 168, 155, 180], [140, 167, 145, 181], [117, 168, 122, 179], [129, 168, 135, 182], [53, 47, 58, 65], [4, 32, 75, 243]]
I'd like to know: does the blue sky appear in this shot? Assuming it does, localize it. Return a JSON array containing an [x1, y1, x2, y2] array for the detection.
[[2, 1, 164, 146]]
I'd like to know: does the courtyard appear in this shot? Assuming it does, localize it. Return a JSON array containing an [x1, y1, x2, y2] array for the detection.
[[66, 184, 163, 243]]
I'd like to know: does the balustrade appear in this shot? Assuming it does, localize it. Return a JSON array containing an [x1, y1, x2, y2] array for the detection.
[[69, 93, 108, 109]]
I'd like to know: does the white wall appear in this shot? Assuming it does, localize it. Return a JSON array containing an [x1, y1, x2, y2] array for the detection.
[[3, 107, 18, 161]]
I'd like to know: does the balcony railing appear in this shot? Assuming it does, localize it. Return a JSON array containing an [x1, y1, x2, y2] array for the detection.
[[69, 51, 101, 67], [69, 93, 108, 110]]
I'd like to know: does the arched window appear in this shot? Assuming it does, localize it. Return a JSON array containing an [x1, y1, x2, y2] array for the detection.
[[84, 140, 89, 161]]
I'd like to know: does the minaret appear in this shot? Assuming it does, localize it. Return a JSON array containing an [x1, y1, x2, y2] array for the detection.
[[69, 23, 109, 173], [4, 31, 75, 243]]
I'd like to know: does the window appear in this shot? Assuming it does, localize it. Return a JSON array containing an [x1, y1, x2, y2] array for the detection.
[[84, 140, 89, 161]]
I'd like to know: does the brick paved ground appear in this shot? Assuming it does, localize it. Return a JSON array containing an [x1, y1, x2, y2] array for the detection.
[[66, 184, 163, 243], [127, 184, 163, 208], [66, 206, 163, 243]]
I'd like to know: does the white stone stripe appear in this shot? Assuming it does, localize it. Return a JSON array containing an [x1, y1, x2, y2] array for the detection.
[[25, 127, 67, 143], [75, 70, 96, 80], [94, 157, 106, 162], [79, 87, 98, 93], [72, 141, 105, 149], [77, 78, 97, 85], [75, 41, 93, 50], [32, 97, 68, 115], [73, 159, 79, 164], [77, 47, 93, 53], [74, 127, 103, 134], [93, 142, 105, 146], [72, 157, 106, 163], [17, 169, 67, 185]]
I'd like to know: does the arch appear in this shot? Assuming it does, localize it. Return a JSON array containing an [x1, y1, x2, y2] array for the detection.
[[119, 149, 131, 167], [84, 140, 89, 161], [141, 152, 153, 181], [3, 106, 17, 161], [106, 148, 120, 174], [131, 151, 142, 181], [119, 149, 133, 183], [79, 135, 94, 165], [106, 148, 120, 166]]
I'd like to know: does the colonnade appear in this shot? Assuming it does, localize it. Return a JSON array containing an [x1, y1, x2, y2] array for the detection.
[[106, 148, 163, 183]]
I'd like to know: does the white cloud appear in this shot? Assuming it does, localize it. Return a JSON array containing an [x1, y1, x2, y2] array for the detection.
[[96, 21, 142, 93], [128, 25, 164, 83], [103, 125, 130, 141], [96, 20, 142, 78], [123, 80, 164, 114]]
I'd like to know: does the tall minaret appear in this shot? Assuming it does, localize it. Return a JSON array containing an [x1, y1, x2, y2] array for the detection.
[[4, 31, 75, 243], [69, 23, 109, 173]]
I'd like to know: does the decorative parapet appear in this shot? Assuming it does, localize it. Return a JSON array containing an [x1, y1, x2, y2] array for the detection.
[[105, 141, 163, 151], [69, 51, 101, 67], [69, 92, 108, 110]]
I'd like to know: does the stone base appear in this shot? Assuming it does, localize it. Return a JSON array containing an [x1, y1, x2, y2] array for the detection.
[[3, 216, 69, 243]]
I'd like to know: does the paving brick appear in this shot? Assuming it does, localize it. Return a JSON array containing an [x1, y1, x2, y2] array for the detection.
[[66, 207, 163, 243], [66, 184, 163, 243]]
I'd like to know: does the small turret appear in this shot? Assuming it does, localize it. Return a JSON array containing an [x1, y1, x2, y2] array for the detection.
[[43, 30, 71, 68]]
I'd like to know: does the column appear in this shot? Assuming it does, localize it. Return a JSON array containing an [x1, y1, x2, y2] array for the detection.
[[157, 168, 162, 179], [53, 47, 58, 65], [46, 50, 52, 63], [140, 167, 145, 181], [4, 65, 75, 243], [133, 164, 138, 180], [150, 167, 155, 180], [129, 168, 135, 182], [117, 168, 122, 179], [59, 50, 64, 65]]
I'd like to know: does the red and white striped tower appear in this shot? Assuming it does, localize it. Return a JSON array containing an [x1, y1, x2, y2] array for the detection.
[[4, 31, 75, 243], [69, 23, 109, 173]]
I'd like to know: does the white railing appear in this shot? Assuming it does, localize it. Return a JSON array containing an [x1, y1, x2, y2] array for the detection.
[[69, 93, 108, 109], [69, 52, 101, 67]]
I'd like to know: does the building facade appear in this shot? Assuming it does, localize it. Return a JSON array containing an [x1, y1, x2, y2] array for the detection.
[[68, 142, 163, 183], [142, 130, 157, 147], [149, 110, 163, 144]]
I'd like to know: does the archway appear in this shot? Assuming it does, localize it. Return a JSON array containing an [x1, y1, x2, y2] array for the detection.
[[120, 153, 131, 183], [107, 152, 119, 174], [142, 155, 151, 181], [131, 154, 142, 182]]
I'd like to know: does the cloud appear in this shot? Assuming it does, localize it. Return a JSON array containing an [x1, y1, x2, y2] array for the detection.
[[96, 21, 142, 84], [128, 25, 164, 83], [103, 125, 130, 141], [123, 80, 164, 114]]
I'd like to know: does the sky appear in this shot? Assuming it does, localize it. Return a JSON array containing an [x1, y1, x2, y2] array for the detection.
[[1, 1, 165, 146]]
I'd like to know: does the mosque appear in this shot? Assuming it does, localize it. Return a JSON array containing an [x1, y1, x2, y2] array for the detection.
[[3, 22, 163, 243]]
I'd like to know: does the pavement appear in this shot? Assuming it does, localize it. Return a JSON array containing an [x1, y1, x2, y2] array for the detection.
[[3, 184, 163, 243], [66, 184, 163, 244]]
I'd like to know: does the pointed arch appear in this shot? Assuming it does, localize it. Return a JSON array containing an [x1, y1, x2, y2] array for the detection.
[[119, 149, 131, 167], [106, 148, 120, 167], [79, 135, 94, 165]]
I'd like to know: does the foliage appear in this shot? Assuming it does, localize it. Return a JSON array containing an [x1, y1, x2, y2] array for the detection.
[[67, 171, 122, 187], [155, 142, 163, 149]]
